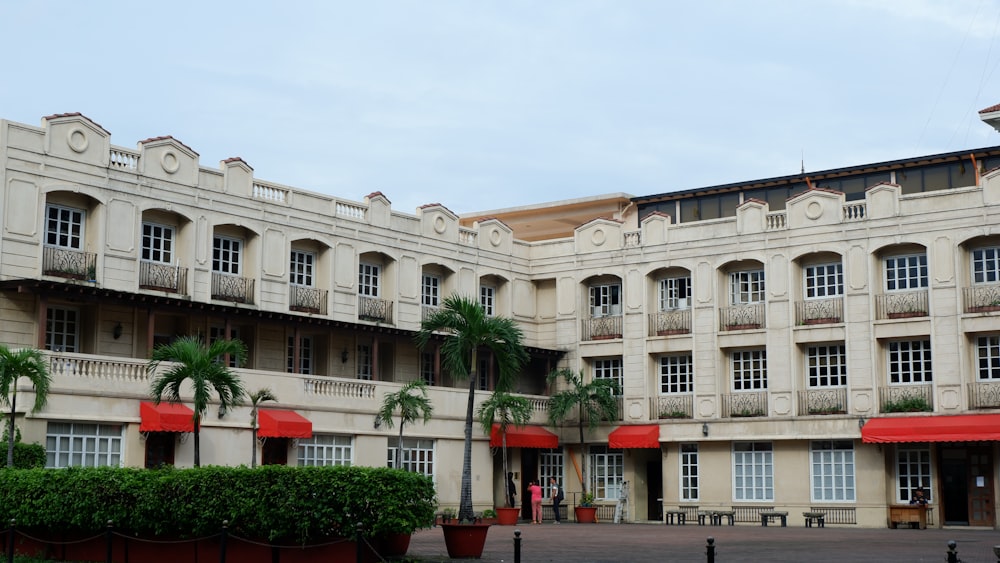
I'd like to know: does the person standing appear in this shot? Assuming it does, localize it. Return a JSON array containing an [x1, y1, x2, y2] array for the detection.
[[529, 480, 543, 524], [550, 477, 563, 524], [506, 472, 517, 508]]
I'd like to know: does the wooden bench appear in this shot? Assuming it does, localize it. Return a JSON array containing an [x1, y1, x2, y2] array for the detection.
[[664, 509, 687, 525], [803, 511, 826, 528], [760, 510, 788, 527], [889, 505, 927, 529], [710, 510, 735, 526]]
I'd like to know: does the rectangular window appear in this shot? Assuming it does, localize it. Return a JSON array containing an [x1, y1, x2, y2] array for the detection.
[[387, 437, 434, 478], [477, 357, 490, 391], [658, 276, 691, 310], [885, 254, 928, 291], [660, 355, 694, 394], [141, 223, 174, 264], [973, 247, 1000, 284], [46, 422, 123, 468], [590, 284, 622, 317], [680, 443, 699, 502], [730, 270, 765, 304], [538, 448, 564, 500], [359, 263, 380, 297], [589, 445, 624, 500], [805, 263, 843, 299], [290, 250, 315, 286], [212, 236, 242, 275], [298, 435, 352, 467], [732, 350, 767, 391], [45, 204, 85, 249], [810, 441, 855, 502], [733, 442, 773, 501], [888, 340, 932, 384], [208, 327, 242, 368], [357, 344, 372, 380], [896, 446, 932, 503], [807, 345, 847, 387], [420, 352, 436, 385], [594, 358, 623, 395], [480, 285, 495, 316], [422, 275, 440, 307], [977, 335, 1000, 380], [286, 335, 312, 375], [46, 307, 79, 353]]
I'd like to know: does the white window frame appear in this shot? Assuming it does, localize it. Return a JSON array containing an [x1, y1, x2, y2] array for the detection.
[[730, 270, 765, 305], [141, 222, 174, 264], [972, 246, 1000, 284], [298, 435, 353, 467], [422, 274, 440, 307], [357, 344, 373, 380], [589, 445, 624, 500], [480, 284, 495, 316], [807, 344, 847, 388], [896, 446, 932, 504], [884, 254, 928, 291], [590, 283, 622, 317], [732, 349, 767, 391], [660, 354, 694, 394], [888, 340, 932, 384], [45, 204, 85, 250], [212, 235, 243, 275], [733, 442, 773, 501], [287, 335, 312, 375], [658, 276, 691, 311], [290, 250, 315, 287], [420, 351, 436, 386], [387, 437, 434, 478], [46, 307, 79, 353], [810, 440, 855, 502], [46, 422, 123, 468], [976, 335, 1000, 380], [680, 443, 699, 502], [539, 448, 564, 500], [359, 262, 380, 297], [594, 358, 623, 395], [804, 263, 843, 299]]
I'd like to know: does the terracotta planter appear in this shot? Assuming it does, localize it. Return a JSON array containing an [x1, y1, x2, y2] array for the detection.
[[887, 311, 925, 319], [496, 507, 520, 525], [656, 329, 688, 336], [970, 305, 1000, 313], [725, 323, 760, 331], [574, 506, 598, 523], [374, 532, 411, 557], [803, 317, 839, 325], [441, 522, 492, 559]]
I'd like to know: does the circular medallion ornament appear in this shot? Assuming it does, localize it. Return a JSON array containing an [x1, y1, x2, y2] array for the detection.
[[591, 228, 606, 246], [67, 128, 89, 153], [433, 216, 447, 234], [160, 151, 180, 174], [806, 201, 822, 220], [490, 228, 502, 246]]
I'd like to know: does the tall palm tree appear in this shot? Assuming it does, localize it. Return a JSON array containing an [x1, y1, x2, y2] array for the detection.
[[0, 346, 51, 467], [147, 336, 248, 467], [376, 380, 434, 469], [477, 390, 532, 507], [248, 387, 276, 468], [546, 368, 619, 497], [416, 294, 529, 522]]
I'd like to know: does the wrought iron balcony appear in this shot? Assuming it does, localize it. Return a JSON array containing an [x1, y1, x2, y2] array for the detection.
[[289, 285, 327, 314], [648, 310, 691, 336], [963, 285, 1000, 313], [211, 272, 255, 304], [719, 303, 766, 331], [582, 315, 623, 341], [797, 388, 848, 416], [878, 384, 933, 413], [795, 297, 844, 325], [139, 261, 188, 294], [722, 392, 768, 418], [359, 295, 393, 324], [43, 246, 96, 281], [422, 304, 441, 322], [875, 290, 928, 320], [651, 394, 694, 420]]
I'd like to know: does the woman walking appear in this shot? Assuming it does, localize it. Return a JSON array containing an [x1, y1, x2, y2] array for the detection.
[[529, 479, 543, 524]]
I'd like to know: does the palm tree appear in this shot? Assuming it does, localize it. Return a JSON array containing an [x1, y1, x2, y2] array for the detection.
[[376, 380, 434, 469], [546, 368, 619, 497], [477, 390, 532, 507], [147, 336, 248, 467], [416, 294, 529, 522], [248, 387, 276, 468], [0, 346, 51, 467]]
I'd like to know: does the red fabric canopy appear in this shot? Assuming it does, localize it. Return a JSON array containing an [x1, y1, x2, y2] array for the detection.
[[609, 425, 660, 449], [258, 410, 313, 439], [861, 414, 1000, 443], [490, 424, 559, 448], [140, 401, 195, 433]]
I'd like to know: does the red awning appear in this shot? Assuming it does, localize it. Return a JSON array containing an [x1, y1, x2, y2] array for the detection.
[[608, 425, 660, 449], [140, 401, 195, 433], [861, 414, 1000, 443], [490, 424, 559, 449], [258, 410, 313, 439]]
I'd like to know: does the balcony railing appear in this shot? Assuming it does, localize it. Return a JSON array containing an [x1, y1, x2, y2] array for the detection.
[[795, 297, 844, 325], [289, 285, 327, 315], [875, 290, 928, 320], [211, 272, 255, 304], [722, 392, 768, 418], [582, 315, 623, 341], [422, 304, 441, 322], [43, 246, 97, 281], [968, 381, 1000, 409], [648, 310, 691, 336], [963, 285, 1000, 313], [878, 384, 933, 413], [139, 261, 188, 294], [797, 388, 848, 416], [651, 394, 693, 420], [304, 377, 376, 399], [719, 304, 766, 331], [358, 295, 394, 323]]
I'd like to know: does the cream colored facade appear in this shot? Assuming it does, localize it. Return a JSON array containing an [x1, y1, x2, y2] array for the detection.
[[4, 112, 1000, 528]]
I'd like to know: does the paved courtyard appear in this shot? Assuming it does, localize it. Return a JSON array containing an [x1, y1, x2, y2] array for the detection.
[[406, 521, 1000, 562]]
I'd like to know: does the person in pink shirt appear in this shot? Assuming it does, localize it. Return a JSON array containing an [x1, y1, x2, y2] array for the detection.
[[529, 480, 543, 524]]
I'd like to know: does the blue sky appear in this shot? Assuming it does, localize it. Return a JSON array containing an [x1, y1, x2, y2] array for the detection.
[[3, 1, 999, 214]]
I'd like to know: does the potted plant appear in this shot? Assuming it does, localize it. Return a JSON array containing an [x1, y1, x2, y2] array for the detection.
[[546, 368, 619, 525], [417, 295, 529, 559], [576, 492, 598, 523], [480, 508, 498, 525], [477, 390, 533, 525]]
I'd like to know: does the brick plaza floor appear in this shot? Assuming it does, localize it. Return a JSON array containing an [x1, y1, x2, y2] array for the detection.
[[406, 521, 1000, 562]]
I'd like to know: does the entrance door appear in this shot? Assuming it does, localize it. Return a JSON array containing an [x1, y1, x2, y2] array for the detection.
[[144, 432, 175, 468], [520, 449, 539, 521], [262, 438, 289, 465], [968, 448, 994, 526], [646, 460, 662, 521], [940, 446, 994, 526]]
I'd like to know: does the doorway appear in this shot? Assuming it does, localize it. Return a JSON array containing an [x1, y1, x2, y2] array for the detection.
[[939, 446, 994, 526], [646, 460, 663, 521], [262, 438, 289, 466], [144, 432, 175, 468], [520, 449, 539, 521]]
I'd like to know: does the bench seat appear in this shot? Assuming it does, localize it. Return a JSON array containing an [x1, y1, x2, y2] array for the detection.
[[802, 511, 826, 528], [760, 510, 788, 527]]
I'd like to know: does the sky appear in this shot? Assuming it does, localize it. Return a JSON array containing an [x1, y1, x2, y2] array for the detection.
[[3, 1, 1000, 215]]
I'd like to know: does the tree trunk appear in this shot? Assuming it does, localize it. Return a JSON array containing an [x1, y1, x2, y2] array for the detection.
[[6, 386, 16, 467], [251, 426, 258, 468], [193, 414, 201, 468], [397, 417, 405, 469], [578, 415, 587, 495], [459, 352, 477, 521]]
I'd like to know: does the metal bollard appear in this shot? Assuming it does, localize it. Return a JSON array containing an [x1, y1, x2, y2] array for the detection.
[[219, 520, 228, 563], [105, 520, 113, 563], [946, 540, 959, 563], [7, 519, 15, 563], [513, 529, 521, 563], [706, 537, 715, 563], [355, 522, 364, 563]]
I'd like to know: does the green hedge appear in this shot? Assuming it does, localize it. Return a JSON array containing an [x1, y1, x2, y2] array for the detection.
[[1, 443, 46, 469], [0, 465, 436, 544]]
